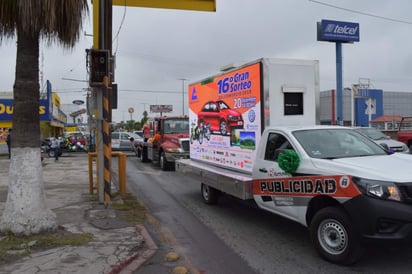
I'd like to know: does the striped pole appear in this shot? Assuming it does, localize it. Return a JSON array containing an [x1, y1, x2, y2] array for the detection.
[[103, 76, 112, 203]]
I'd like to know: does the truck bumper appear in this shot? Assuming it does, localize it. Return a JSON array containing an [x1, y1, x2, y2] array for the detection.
[[165, 152, 190, 162], [344, 195, 412, 245]]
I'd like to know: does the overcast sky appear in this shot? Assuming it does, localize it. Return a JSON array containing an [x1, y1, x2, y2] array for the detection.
[[1, 0, 412, 122]]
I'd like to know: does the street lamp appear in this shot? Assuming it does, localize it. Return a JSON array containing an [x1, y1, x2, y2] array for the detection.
[[178, 78, 187, 115]]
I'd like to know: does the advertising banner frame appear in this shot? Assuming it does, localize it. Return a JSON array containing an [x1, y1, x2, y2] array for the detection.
[[188, 61, 263, 173]]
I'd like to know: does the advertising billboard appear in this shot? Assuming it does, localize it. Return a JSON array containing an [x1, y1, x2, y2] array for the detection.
[[318, 19, 360, 43], [0, 99, 49, 121], [188, 62, 262, 173]]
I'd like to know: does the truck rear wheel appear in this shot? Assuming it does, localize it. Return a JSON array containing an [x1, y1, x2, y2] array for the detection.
[[201, 183, 220, 205], [309, 207, 364, 265], [142, 147, 149, 162]]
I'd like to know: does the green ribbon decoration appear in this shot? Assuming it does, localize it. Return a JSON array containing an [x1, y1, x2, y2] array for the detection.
[[278, 149, 300, 174]]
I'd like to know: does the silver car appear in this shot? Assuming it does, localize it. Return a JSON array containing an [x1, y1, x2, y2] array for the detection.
[[354, 127, 409, 153], [111, 132, 142, 151]]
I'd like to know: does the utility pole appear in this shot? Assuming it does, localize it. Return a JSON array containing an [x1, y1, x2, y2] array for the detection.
[[179, 78, 187, 116], [90, 0, 113, 204]]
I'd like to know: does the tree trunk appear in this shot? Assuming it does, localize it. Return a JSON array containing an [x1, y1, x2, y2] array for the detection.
[[0, 28, 56, 235]]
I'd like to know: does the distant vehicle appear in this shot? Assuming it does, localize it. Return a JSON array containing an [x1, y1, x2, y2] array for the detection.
[[197, 100, 243, 136], [111, 132, 140, 151], [354, 127, 409, 153], [134, 116, 190, 170], [396, 116, 412, 151], [64, 131, 87, 146]]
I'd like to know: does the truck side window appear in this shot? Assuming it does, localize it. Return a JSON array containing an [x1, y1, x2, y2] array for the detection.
[[264, 133, 293, 162]]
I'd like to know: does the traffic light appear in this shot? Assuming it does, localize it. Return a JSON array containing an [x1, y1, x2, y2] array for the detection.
[[111, 83, 118, 109], [89, 49, 109, 86]]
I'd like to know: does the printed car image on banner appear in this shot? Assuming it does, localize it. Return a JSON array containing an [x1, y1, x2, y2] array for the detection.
[[188, 62, 262, 173]]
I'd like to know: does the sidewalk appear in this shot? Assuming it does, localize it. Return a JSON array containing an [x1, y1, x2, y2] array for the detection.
[[0, 154, 157, 274]]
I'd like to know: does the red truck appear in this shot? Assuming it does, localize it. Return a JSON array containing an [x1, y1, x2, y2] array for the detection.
[[396, 116, 412, 151], [133, 116, 190, 170]]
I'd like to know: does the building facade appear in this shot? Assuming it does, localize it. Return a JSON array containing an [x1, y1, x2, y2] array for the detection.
[[0, 80, 67, 147], [319, 88, 411, 127]]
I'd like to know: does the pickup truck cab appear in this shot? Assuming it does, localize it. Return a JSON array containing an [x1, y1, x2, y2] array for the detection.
[[177, 125, 412, 265]]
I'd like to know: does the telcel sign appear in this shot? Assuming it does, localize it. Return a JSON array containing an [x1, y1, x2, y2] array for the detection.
[[318, 19, 359, 43]]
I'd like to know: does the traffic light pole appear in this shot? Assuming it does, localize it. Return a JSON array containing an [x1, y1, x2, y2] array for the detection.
[[91, 0, 112, 204]]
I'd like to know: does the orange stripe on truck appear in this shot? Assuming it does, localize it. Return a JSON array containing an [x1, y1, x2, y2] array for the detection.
[[253, 175, 362, 198]]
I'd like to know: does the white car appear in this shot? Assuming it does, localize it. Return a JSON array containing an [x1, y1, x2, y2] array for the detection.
[[354, 127, 409, 153]]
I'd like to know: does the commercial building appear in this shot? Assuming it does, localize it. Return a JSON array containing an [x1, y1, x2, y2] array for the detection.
[[0, 81, 67, 150], [320, 88, 412, 129]]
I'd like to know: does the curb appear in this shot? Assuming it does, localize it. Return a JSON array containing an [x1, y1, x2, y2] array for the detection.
[[108, 224, 158, 274]]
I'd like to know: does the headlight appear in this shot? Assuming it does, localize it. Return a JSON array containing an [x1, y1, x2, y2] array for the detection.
[[353, 177, 402, 202], [165, 147, 181, 153], [227, 115, 240, 121]]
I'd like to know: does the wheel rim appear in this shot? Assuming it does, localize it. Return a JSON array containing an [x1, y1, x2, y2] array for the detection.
[[220, 121, 227, 135], [160, 154, 164, 169], [202, 185, 210, 201], [317, 219, 348, 255]]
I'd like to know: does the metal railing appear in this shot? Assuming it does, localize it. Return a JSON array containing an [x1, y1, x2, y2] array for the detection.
[[88, 151, 126, 200]]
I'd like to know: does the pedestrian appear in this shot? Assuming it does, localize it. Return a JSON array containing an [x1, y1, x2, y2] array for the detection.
[[143, 122, 151, 142], [6, 128, 11, 159], [50, 137, 60, 161]]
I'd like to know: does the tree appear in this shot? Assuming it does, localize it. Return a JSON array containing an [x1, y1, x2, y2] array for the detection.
[[0, 0, 89, 235]]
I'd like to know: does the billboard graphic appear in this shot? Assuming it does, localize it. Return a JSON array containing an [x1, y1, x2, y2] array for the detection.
[[188, 62, 262, 173]]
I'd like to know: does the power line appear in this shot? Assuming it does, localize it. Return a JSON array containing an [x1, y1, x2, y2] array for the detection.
[[309, 0, 412, 25]]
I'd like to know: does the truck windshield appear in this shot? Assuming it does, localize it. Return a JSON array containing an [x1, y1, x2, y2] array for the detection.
[[164, 119, 189, 134], [293, 128, 388, 159]]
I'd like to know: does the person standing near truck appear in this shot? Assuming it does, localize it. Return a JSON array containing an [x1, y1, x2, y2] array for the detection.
[[143, 122, 151, 142], [6, 128, 11, 159]]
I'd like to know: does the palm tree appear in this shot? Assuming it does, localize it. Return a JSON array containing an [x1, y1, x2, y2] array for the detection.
[[0, 0, 88, 235]]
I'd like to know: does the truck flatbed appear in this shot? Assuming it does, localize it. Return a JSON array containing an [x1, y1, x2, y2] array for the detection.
[[176, 158, 253, 200]]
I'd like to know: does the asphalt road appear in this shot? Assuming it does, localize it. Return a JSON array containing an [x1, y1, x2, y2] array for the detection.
[[121, 155, 412, 274]]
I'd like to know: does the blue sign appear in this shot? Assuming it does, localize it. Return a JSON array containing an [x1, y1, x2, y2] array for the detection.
[[320, 19, 359, 42], [354, 89, 383, 126], [0, 99, 50, 121]]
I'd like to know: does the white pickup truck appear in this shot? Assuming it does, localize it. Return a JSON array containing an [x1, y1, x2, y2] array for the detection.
[[176, 125, 412, 265]]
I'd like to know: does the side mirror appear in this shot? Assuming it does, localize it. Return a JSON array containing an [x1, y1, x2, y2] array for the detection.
[[274, 149, 286, 161], [380, 143, 394, 154]]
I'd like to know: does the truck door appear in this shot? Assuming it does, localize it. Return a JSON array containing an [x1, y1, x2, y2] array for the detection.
[[252, 132, 300, 222]]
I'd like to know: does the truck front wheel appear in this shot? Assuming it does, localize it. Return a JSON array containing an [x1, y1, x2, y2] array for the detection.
[[201, 183, 220, 205], [160, 151, 170, 171], [309, 207, 364, 265]]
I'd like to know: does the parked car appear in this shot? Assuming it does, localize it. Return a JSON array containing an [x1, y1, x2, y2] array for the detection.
[[111, 132, 141, 151], [354, 127, 409, 153], [197, 100, 243, 135], [133, 130, 144, 138]]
